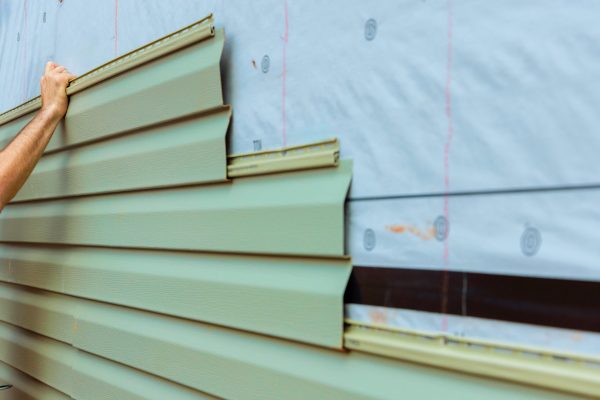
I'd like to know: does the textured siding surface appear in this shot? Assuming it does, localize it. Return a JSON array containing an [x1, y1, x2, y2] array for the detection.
[[0, 361, 70, 400], [0, 322, 217, 400]]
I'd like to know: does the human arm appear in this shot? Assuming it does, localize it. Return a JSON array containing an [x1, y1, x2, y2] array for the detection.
[[0, 62, 75, 211]]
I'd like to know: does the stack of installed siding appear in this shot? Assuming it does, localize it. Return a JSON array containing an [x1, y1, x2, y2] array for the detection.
[[0, 14, 350, 399], [0, 16, 565, 400]]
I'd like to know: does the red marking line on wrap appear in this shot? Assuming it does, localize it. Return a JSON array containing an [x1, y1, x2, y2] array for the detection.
[[441, 0, 454, 332]]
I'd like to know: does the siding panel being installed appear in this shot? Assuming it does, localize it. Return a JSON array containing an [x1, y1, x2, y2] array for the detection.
[[63, 30, 224, 150], [0, 20, 222, 154]]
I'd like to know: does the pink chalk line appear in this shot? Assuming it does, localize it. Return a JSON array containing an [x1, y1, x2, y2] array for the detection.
[[441, 0, 454, 332]]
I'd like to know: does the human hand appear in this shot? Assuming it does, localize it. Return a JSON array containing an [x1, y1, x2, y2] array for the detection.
[[40, 62, 76, 121]]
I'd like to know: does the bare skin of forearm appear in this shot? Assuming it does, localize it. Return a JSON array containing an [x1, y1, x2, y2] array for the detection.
[[0, 109, 62, 206], [0, 62, 74, 210]]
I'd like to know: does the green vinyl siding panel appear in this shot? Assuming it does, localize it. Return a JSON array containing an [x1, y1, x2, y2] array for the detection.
[[0, 323, 73, 395], [0, 29, 225, 154], [71, 349, 218, 400], [0, 161, 352, 258], [0, 323, 217, 400], [0, 248, 351, 347], [63, 29, 224, 152], [0, 283, 75, 344], [12, 106, 231, 202], [0, 286, 575, 400], [0, 361, 70, 400]]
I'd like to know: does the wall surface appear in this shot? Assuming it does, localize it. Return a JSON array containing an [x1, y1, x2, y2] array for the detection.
[[1, 0, 600, 359]]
